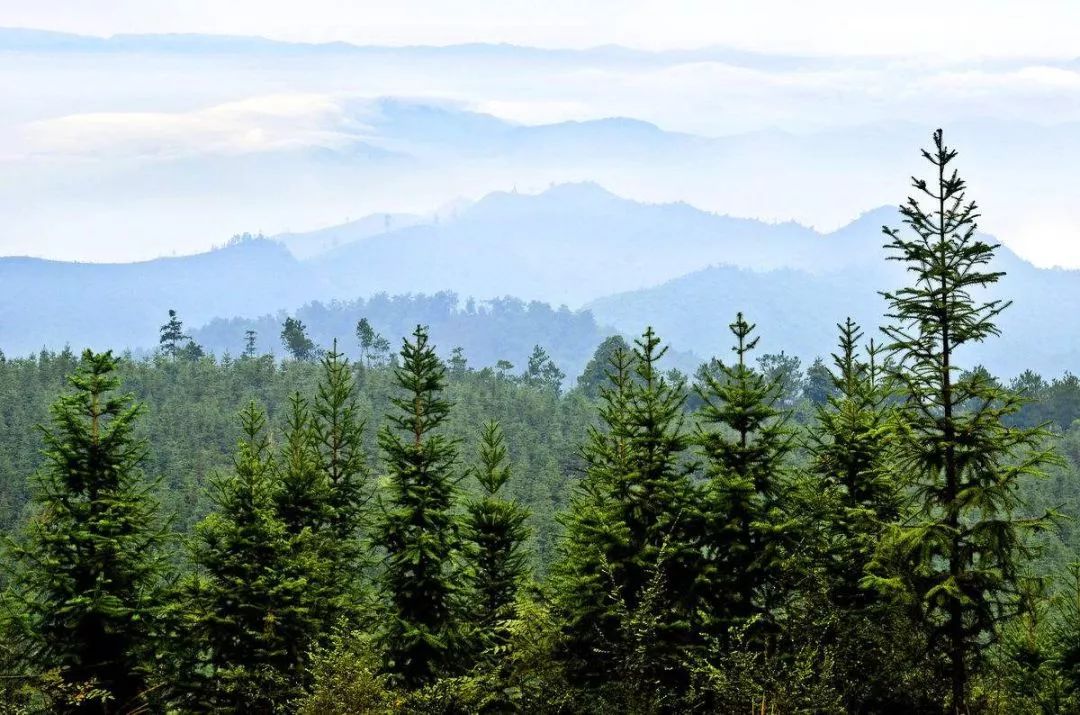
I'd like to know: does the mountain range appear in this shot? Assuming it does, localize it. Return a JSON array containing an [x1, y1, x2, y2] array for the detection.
[[1, 182, 1076, 379]]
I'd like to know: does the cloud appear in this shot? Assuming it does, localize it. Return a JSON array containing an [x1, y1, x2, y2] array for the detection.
[[19, 93, 366, 159]]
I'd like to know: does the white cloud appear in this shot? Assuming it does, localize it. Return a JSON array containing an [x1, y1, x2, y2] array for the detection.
[[20, 94, 362, 159]]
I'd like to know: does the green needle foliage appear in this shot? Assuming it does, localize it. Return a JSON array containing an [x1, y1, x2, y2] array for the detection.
[[310, 343, 370, 620], [461, 421, 530, 658], [555, 328, 699, 700], [867, 129, 1059, 714], [276, 392, 328, 536], [551, 345, 635, 684], [805, 320, 939, 712], [8, 131, 1080, 713], [809, 319, 901, 608], [187, 401, 312, 713], [274, 391, 340, 651], [695, 312, 795, 644], [375, 325, 460, 687], [3, 350, 168, 714]]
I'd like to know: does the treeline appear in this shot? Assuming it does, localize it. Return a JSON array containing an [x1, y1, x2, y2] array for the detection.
[[3, 132, 1080, 714], [190, 292, 617, 381]]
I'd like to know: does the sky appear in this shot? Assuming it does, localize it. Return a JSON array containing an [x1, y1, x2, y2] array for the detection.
[[3, 2, 1080, 266], [4, 0, 1080, 58]]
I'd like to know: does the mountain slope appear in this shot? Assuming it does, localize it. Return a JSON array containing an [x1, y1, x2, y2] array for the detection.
[[310, 182, 827, 306], [587, 211, 1071, 377], [0, 238, 314, 355], [274, 212, 426, 260]]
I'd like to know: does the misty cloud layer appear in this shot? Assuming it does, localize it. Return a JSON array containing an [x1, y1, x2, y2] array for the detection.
[[3, 30, 1080, 265]]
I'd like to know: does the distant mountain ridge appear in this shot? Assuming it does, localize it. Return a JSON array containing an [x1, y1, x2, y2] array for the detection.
[[586, 213, 1069, 377], [307, 182, 848, 306], [0, 27, 841, 69], [0, 239, 309, 355], [2, 182, 1079, 378]]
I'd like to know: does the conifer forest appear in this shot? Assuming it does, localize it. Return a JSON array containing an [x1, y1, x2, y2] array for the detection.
[[6, 127, 1080, 714]]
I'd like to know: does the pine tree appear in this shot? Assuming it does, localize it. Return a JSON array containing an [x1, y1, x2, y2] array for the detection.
[[461, 421, 530, 658], [555, 328, 700, 696], [867, 129, 1058, 713], [243, 329, 258, 358], [159, 309, 189, 358], [281, 317, 316, 361], [1052, 565, 1080, 708], [524, 345, 565, 393], [448, 346, 469, 376], [356, 318, 376, 367], [178, 339, 205, 362], [3, 350, 167, 714], [187, 401, 311, 713], [374, 325, 460, 687], [309, 343, 370, 622], [694, 312, 795, 643]]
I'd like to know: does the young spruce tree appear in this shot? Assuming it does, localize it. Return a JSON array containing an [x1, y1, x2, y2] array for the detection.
[[809, 318, 900, 608], [867, 129, 1057, 713], [374, 325, 460, 687], [4, 350, 167, 714], [461, 421, 530, 658], [555, 328, 699, 699], [187, 401, 311, 713], [806, 320, 941, 712], [274, 391, 340, 647], [310, 343, 370, 620], [694, 312, 795, 644]]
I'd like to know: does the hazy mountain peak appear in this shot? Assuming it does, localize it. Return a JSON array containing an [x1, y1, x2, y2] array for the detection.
[[457, 182, 635, 225], [535, 181, 623, 203]]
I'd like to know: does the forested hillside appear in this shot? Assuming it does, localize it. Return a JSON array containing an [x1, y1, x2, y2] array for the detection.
[[7, 132, 1080, 714], [190, 293, 620, 381]]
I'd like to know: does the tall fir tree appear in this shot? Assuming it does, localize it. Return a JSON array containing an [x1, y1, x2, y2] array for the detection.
[[3, 350, 167, 714], [694, 312, 795, 644], [461, 421, 530, 658], [309, 343, 370, 620], [867, 129, 1058, 713], [374, 325, 460, 687], [524, 345, 566, 393], [186, 401, 312, 713], [555, 328, 700, 699]]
